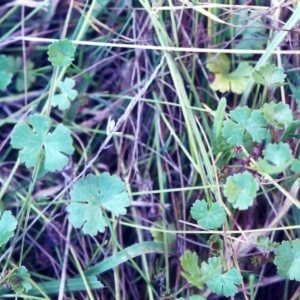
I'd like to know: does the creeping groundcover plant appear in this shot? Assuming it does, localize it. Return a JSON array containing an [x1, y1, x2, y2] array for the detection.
[[179, 63, 300, 299], [1, 31, 300, 299], [2, 39, 147, 297]]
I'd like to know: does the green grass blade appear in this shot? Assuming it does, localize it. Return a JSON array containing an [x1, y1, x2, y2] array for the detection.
[[213, 97, 226, 152], [85, 241, 166, 276], [28, 276, 103, 296]]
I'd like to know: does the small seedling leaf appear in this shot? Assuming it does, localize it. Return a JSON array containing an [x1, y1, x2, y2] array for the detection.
[[252, 63, 286, 87], [236, 38, 266, 58], [222, 106, 267, 146], [0, 54, 13, 90], [9, 266, 31, 294], [262, 101, 293, 129], [67, 173, 131, 236], [10, 114, 74, 171], [207, 53, 230, 74], [208, 58, 253, 94], [208, 234, 223, 256], [180, 252, 221, 290], [0, 211, 17, 247], [12, 57, 36, 92], [47, 39, 76, 67], [206, 267, 243, 297], [180, 250, 203, 289], [52, 77, 78, 110], [255, 235, 279, 254], [234, 11, 267, 58], [234, 11, 266, 37], [151, 221, 176, 245], [191, 200, 225, 229], [274, 239, 300, 281], [291, 159, 300, 173], [180, 252, 241, 297], [257, 143, 293, 175], [227, 62, 254, 94], [200, 257, 222, 283], [224, 171, 259, 210]]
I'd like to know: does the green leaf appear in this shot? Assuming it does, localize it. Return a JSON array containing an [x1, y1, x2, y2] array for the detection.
[[207, 53, 230, 73], [0, 54, 13, 90], [52, 77, 78, 110], [274, 239, 300, 281], [236, 38, 266, 58], [206, 267, 243, 297], [255, 235, 279, 254], [291, 159, 300, 173], [262, 101, 293, 129], [85, 241, 168, 276], [8, 266, 31, 294], [180, 252, 221, 290], [2, 56, 36, 92], [252, 63, 287, 87], [150, 220, 176, 245], [200, 257, 222, 282], [31, 242, 162, 296], [180, 252, 242, 297], [188, 296, 206, 300], [222, 106, 267, 146], [208, 60, 253, 94], [224, 171, 259, 210], [226, 62, 254, 94], [0, 211, 17, 247], [212, 97, 226, 152], [10, 114, 74, 171], [47, 39, 76, 67], [288, 79, 300, 104], [190, 200, 225, 229], [67, 172, 131, 236], [13, 58, 36, 92], [208, 234, 223, 256], [234, 11, 267, 58], [235, 11, 266, 37], [257, 143, 293, 175], [281, 120, 300, 142], [177, 295, 207, 300], [180, 250, 204, 289], [28, 276, 103, 296]]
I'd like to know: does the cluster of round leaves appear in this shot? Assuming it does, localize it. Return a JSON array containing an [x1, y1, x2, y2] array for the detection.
[[0, 211, 31, 294], [191, 98, 296, 231], [7, 39, 131, 296], [188, 63, 300, 299], [254, 236, 300, 282], [221, 99, 296, 210], [180, 250, 242, 298], [7, 39, 300, 299]]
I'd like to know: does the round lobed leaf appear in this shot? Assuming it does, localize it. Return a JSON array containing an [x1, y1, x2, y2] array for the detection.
[[224, 171, 259, 210]]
